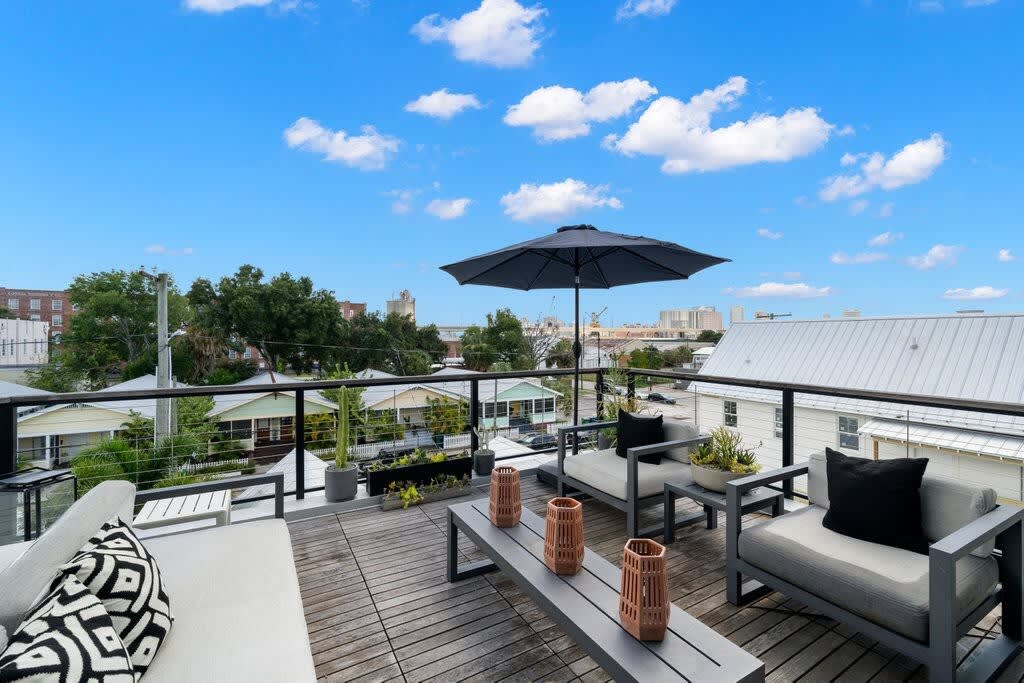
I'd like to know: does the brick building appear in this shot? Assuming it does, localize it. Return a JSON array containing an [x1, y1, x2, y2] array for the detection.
[[0, 288, 74, 339], [338, 299, 367, 320]]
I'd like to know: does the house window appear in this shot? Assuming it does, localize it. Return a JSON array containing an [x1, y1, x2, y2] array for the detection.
[[6, 298, 17, 310], [243, 348, 252, 359], [29, 314, 40, 321], [838, 416, 860, 450], [483, 402, 495, 419], [543, 397, 555, 413], [29, 299, 40, 310], [724, 400, 738, 427], [52, 299, 62, 311], [496, 402, 508, 418], [228, 349, 238, 360], [52, 315, 62, 327], [774, 407, 784, 439]]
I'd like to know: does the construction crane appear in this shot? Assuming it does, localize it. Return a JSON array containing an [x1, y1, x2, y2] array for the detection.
[[589, 306, 608, 327], [755, 311, 793, 320]]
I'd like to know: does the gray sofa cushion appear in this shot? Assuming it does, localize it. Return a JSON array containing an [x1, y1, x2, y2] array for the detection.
[[807, 450, 998, 558], [739, 506, 999, 642], [563, 448, 692, 500], [661, 420, 700, 463], [0, 480, 136, 633]]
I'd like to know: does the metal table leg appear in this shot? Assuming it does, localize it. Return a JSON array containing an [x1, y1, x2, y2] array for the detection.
[[34, 488, 42, 538], [22, 491, 31, 542], [663, 487, 676, 544]]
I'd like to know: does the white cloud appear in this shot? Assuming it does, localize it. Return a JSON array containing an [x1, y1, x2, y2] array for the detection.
[[783, 271, 802, 280], [184, 0, 272, 12], [849, 199, 869, 215], [998, 248, 1015, 262], [820, 133, 947, 201], [830, 251, 888, 265], [943, 286, 1008, 300], [919, 1, 945, 11], [727, 282, 833, 299], [868, 231, 903, 246], [616, 0, 676, 20], [794, 195, 815, 208], [411, 0, 546, 68], [500, 178, 622, 222], [757, 228, 782, 240], [907, 244, 963, 270], [965, 0, 998, 6], [145, 244, 194, 256], [878, 202, 894, 218], [284, 117, 400, 170], [385, 188, 418, 215], [836, 124, 856, 137], [504, 78, 657, 142], [425, 198, 472, 219], [606, 76, 833, 173], [405, 89, 483, 120]]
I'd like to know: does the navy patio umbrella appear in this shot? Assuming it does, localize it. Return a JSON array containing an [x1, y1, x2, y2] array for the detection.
[[440, 225, 729, 427]]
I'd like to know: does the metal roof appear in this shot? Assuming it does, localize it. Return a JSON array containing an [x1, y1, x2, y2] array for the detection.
[[860, 419, 1024, 461], [358, 367, 560, 411], [694, 313, 1024, 437]]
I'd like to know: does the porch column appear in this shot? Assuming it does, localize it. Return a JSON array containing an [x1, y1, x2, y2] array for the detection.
[[45, 434, 52, 469]]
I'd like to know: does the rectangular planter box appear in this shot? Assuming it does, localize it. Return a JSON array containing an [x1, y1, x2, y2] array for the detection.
[[380, 485, 472, 511], [365, 456, 473, 496]]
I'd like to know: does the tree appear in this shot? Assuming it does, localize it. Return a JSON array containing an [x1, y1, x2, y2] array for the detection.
[[52, 270, 191, 389], [628, 345, 664, 370], [335, 311, 445, 375], [662, 346, 694, 367], [545, 339, 575, 369], [522, 317, 561, 370], [424, 397, 467, 438], [696, 330, 723, 343], [189, 265, 343, 373], [0, 305, 14, 319], [459, 309, 531, 371], [24, 360, 81, 392]]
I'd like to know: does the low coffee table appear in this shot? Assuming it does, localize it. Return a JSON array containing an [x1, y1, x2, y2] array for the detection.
[[664, 481, 783, 544]]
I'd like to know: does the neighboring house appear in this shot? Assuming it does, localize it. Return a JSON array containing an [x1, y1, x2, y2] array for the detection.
[[0, 319, 49, 367], [16, 374, 186, 466], [0, 288, 73, 339], [691, 346, 715, 369], [358, 367, 561, 431], [210, 371, 337, 459], [693, 314, 1024, 502]]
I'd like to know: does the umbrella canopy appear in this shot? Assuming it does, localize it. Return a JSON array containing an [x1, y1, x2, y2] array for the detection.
[[440, 225, 728, 290], [440, 224, 729, 428]]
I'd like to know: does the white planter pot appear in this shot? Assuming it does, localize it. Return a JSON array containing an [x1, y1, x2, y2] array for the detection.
[[690, 464, 748, 493]]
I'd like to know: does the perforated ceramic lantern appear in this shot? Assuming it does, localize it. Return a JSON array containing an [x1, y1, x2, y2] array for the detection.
[[488, 466, 521, 527], [544, 497, 584, 575], [619, 538, 670, 641]]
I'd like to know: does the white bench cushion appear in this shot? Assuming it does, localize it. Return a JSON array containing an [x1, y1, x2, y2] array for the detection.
[[141, 519, 315, 682], [563, 448, 693, 500], [739, 506, 998, 642]]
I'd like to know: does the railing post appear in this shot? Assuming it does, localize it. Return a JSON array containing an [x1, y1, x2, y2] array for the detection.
[[295, 389, 305, 500], [469, 379, 479, 453], [782, 389, 794, 500], [595, 370, 605, 421], [626, 372, 636, 400], [0, 404, 16, 476]]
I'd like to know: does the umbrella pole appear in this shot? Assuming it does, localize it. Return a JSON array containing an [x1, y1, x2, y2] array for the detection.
[[572, 269, 581, 431]]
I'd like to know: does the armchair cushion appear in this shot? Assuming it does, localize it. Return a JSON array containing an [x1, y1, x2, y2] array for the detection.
[[661, 420, 700, 463], [822, 448, 929, 554], [615, 412, 664, 464], [563, 448, 692, 500], [739, 506, 999, 642]]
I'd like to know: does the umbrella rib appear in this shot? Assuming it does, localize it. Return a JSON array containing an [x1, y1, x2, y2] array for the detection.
[[459, 250, 533, 285], [524, 256, 554, 290], [583, 246, 613, 288], [618, 246, 692, 279]]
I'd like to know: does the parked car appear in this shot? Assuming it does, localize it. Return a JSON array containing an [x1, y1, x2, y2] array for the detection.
[[598, 380, 627, 396], [518, 433, 558, 450], [646, 392, 677, 405]]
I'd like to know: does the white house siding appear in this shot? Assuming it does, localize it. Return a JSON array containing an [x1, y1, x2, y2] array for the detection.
[[0, 319, 49, 366], [696, 392, 1024, 503]]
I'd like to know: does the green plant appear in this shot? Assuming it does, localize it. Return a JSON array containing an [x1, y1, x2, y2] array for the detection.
[[335, 384, 353, 470], [689, 427, 761, 474]]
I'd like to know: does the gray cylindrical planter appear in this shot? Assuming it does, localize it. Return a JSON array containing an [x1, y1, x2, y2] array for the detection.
[[473, 449, 495, 477], [325, 464, 358, 502], [597, 433, 614, 450], [690, 464, 748, 493]]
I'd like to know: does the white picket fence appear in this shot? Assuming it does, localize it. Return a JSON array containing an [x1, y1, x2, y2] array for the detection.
[[307, 423, 566, 460], [180, 457, 252, 474]]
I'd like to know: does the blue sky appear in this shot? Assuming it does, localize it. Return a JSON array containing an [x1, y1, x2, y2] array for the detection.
[[1, 0, 1021, 326]]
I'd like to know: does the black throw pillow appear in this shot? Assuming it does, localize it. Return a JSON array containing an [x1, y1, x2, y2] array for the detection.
[[821, 448, 930, 554], [615, 411, 665, 465]]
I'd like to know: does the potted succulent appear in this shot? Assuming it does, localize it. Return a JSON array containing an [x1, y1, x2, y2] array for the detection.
[[325, 386, 358, 502], [473, 426, 495, 476], [689, 426, 761, 493]]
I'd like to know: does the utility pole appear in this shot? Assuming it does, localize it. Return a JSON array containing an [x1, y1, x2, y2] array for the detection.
[[140, 270, 171, 445]]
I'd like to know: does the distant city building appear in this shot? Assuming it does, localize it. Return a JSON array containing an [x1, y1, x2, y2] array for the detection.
[[0, 288, 73, 339], [729, 305, 744, 326], [386, 290, 416, 322], [842, 309, 861, 318], [338, 299, 366, 320], [658, 306, 724, 333], [0, 319, 50, 367]]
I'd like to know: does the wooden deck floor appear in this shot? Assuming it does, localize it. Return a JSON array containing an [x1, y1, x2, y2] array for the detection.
[[289, 476, 1023, 682]]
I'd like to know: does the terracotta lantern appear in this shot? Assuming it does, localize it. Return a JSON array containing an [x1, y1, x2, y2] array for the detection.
[[488, 466, 521, 527], [619, 538, 670, 641], [544, 497, 584, 575]]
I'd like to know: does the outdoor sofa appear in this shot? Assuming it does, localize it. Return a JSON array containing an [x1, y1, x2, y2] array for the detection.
[[725, 451, 1023, 682], [555, 418, 708, 537], [0, 474, 316, 682]]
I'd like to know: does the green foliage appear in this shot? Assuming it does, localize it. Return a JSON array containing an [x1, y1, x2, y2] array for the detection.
[[202, 361, 260, 386], [545, 339, 574, 368], [335, 311, 445, 375], [366, 449, 468, 472], [543, 376, 573, 419], [383, 474, 470, 508], [71, 439, 141, 494], [24, 360, 81, 393], [362, 409, 405, 443], [662, 346, 694, 367], [176, 395, 217, 438], [696, 330, 724, 343], [118, 412, 155, 453], [189, 264, 343, 373], [304, 412, 337, 452], [152, 472, 216, 489], [0, 305, 15, 319], [690, 426, 761, 474], [628, 345, 664, 370], [460, 309, 532, 371], [424, 397, 466, 437]]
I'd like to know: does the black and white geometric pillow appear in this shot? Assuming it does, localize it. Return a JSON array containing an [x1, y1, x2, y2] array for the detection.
[[53, 519, 172, 678], [0, 574, 135, 682]]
